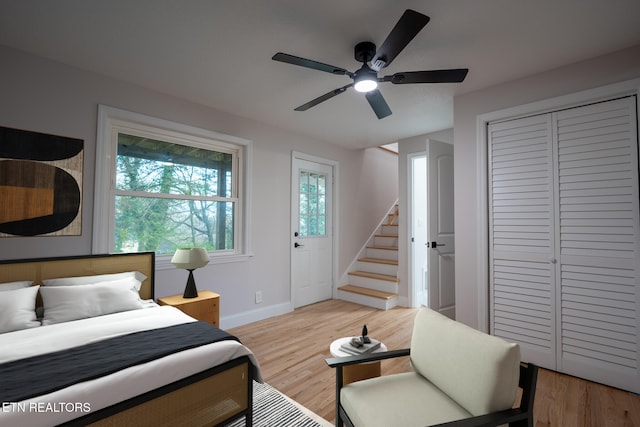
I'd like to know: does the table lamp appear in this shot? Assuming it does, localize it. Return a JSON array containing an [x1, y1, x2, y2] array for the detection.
[[171, 248, 210, 298]]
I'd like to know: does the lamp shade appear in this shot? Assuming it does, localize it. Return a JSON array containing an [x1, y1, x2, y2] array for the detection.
[[171, 248, 210, 270]]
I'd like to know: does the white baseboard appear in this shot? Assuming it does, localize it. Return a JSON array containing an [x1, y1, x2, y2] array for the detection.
[[220, 301, 293, 329]]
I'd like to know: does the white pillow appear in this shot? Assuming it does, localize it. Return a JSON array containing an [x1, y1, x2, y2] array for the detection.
[[40, 282, 144, 325], [42, 271, 146, 291], [0, 286, 41, 333], [0, 280, 33, 291]]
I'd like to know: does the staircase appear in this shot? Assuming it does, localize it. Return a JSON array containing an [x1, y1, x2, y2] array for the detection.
[[337, 204, 399, 310]]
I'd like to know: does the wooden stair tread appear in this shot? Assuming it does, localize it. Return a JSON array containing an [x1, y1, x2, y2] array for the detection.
[[358, 257, 398, 266], [348, 270, 398, 282], [375, 233, 398, 238], [366, 245, 398, 251], [338, 285, 398, 300]]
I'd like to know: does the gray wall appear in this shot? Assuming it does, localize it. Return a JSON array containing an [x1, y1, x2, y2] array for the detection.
[[0, 45, 399, 327], [453, 44, 640, 329]]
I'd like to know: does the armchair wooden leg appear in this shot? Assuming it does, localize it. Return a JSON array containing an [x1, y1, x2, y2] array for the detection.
[[335, 366, 344, 427]]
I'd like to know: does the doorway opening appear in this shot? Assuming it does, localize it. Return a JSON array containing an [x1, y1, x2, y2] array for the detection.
[[409, 153, 428, 307]]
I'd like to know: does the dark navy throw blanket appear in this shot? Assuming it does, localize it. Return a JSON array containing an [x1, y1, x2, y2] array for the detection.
[[1, 321, 240, 403]]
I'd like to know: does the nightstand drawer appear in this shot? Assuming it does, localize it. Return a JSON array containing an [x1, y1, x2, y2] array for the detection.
[[157, 290, 220, 327]]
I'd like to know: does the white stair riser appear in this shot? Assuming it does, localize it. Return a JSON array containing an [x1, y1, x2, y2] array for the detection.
[[356, 261, 397, 276], [374, 235, 398, 247], [337, 290, 398, 310], [380, 224, 398, 235], [366, 248, 398, 260], [348, 275, 398, 294]]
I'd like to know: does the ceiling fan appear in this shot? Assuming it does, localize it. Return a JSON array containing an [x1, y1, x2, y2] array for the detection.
[[272, 9, 469, 119]]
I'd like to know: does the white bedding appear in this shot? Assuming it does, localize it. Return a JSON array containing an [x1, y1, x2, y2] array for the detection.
[[0, 305, 261, 427]]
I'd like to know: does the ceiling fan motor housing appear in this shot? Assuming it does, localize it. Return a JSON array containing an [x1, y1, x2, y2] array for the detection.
[[354, 41, 377, 63]]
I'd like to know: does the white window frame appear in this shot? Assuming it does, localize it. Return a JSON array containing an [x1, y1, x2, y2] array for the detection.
[[94, 105, 253, 268]]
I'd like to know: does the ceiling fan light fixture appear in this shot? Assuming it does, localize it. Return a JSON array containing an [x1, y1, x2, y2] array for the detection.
[[354, 65, 378, 93], [272, 10, 467, 119], [354, 78, 378, 93]]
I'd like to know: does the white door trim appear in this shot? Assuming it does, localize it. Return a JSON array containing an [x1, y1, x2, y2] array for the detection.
[[291, 151, 339, 304], [475, 78, 640, 332]]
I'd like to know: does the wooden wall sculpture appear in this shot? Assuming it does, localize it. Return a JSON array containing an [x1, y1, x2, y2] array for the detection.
[[0, 126, 83, 237]]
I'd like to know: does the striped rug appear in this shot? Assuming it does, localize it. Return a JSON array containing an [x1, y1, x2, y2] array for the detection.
[[224, 381, 329, 427]]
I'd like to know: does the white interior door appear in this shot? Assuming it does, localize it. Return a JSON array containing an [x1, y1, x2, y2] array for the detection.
[[488, 114, 557, 369], [427, 140, 456, 318], [554, 96, 639, 393], [291, 155, 334, 308]]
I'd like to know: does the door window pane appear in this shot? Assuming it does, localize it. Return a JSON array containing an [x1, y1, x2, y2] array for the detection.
[[299, 169, 327, 237]]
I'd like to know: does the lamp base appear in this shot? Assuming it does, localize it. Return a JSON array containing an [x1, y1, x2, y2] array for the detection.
[[183, 269, 198, 298]]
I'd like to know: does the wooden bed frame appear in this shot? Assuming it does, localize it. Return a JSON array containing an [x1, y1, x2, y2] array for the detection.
[[0, 252, 254, 427]]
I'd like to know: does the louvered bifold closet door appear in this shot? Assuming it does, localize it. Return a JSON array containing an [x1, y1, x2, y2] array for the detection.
[[555, 96, 640, 393], [488, 114, 557, 368]]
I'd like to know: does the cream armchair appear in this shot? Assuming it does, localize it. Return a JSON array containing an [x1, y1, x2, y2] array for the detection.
[[326, 307, 538, 427]]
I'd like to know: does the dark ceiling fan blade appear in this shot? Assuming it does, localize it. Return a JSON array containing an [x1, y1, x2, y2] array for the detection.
[[384, 69, 469, 84], [365, 89, 392, 119], [294, 83, 353, 111], [272, 52, 352, 76], [370, 9, 430, 71]]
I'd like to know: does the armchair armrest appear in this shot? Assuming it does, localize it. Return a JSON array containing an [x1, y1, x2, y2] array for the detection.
[[430, 407, 530, 426], [325, 348, 410, 368]]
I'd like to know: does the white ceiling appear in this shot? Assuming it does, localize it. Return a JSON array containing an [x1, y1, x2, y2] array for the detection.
[[1, 0, 640, 149]]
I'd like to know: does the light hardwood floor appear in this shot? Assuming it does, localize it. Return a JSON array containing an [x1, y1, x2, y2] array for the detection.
[[228, 299, 640, 426]]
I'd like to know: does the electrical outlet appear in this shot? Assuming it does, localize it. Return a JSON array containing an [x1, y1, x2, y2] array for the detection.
[[255, 291, 262, 304]]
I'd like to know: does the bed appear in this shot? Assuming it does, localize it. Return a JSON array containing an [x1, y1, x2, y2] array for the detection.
[[0, 252, 260, 427]]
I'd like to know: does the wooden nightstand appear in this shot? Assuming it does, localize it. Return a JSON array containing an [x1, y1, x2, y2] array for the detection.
[[157, 290, 220, 327]]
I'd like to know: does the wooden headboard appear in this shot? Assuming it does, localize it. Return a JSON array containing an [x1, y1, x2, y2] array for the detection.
[[0, 252, 155, 299]]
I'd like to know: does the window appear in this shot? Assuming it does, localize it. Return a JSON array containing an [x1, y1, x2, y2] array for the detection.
[[298, 170, 327, 237], [94, 106, 252, 264]]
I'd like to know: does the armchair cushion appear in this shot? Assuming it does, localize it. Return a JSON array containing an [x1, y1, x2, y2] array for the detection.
[[410, 307, 521, 416], [341, 372, 472, 427]]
